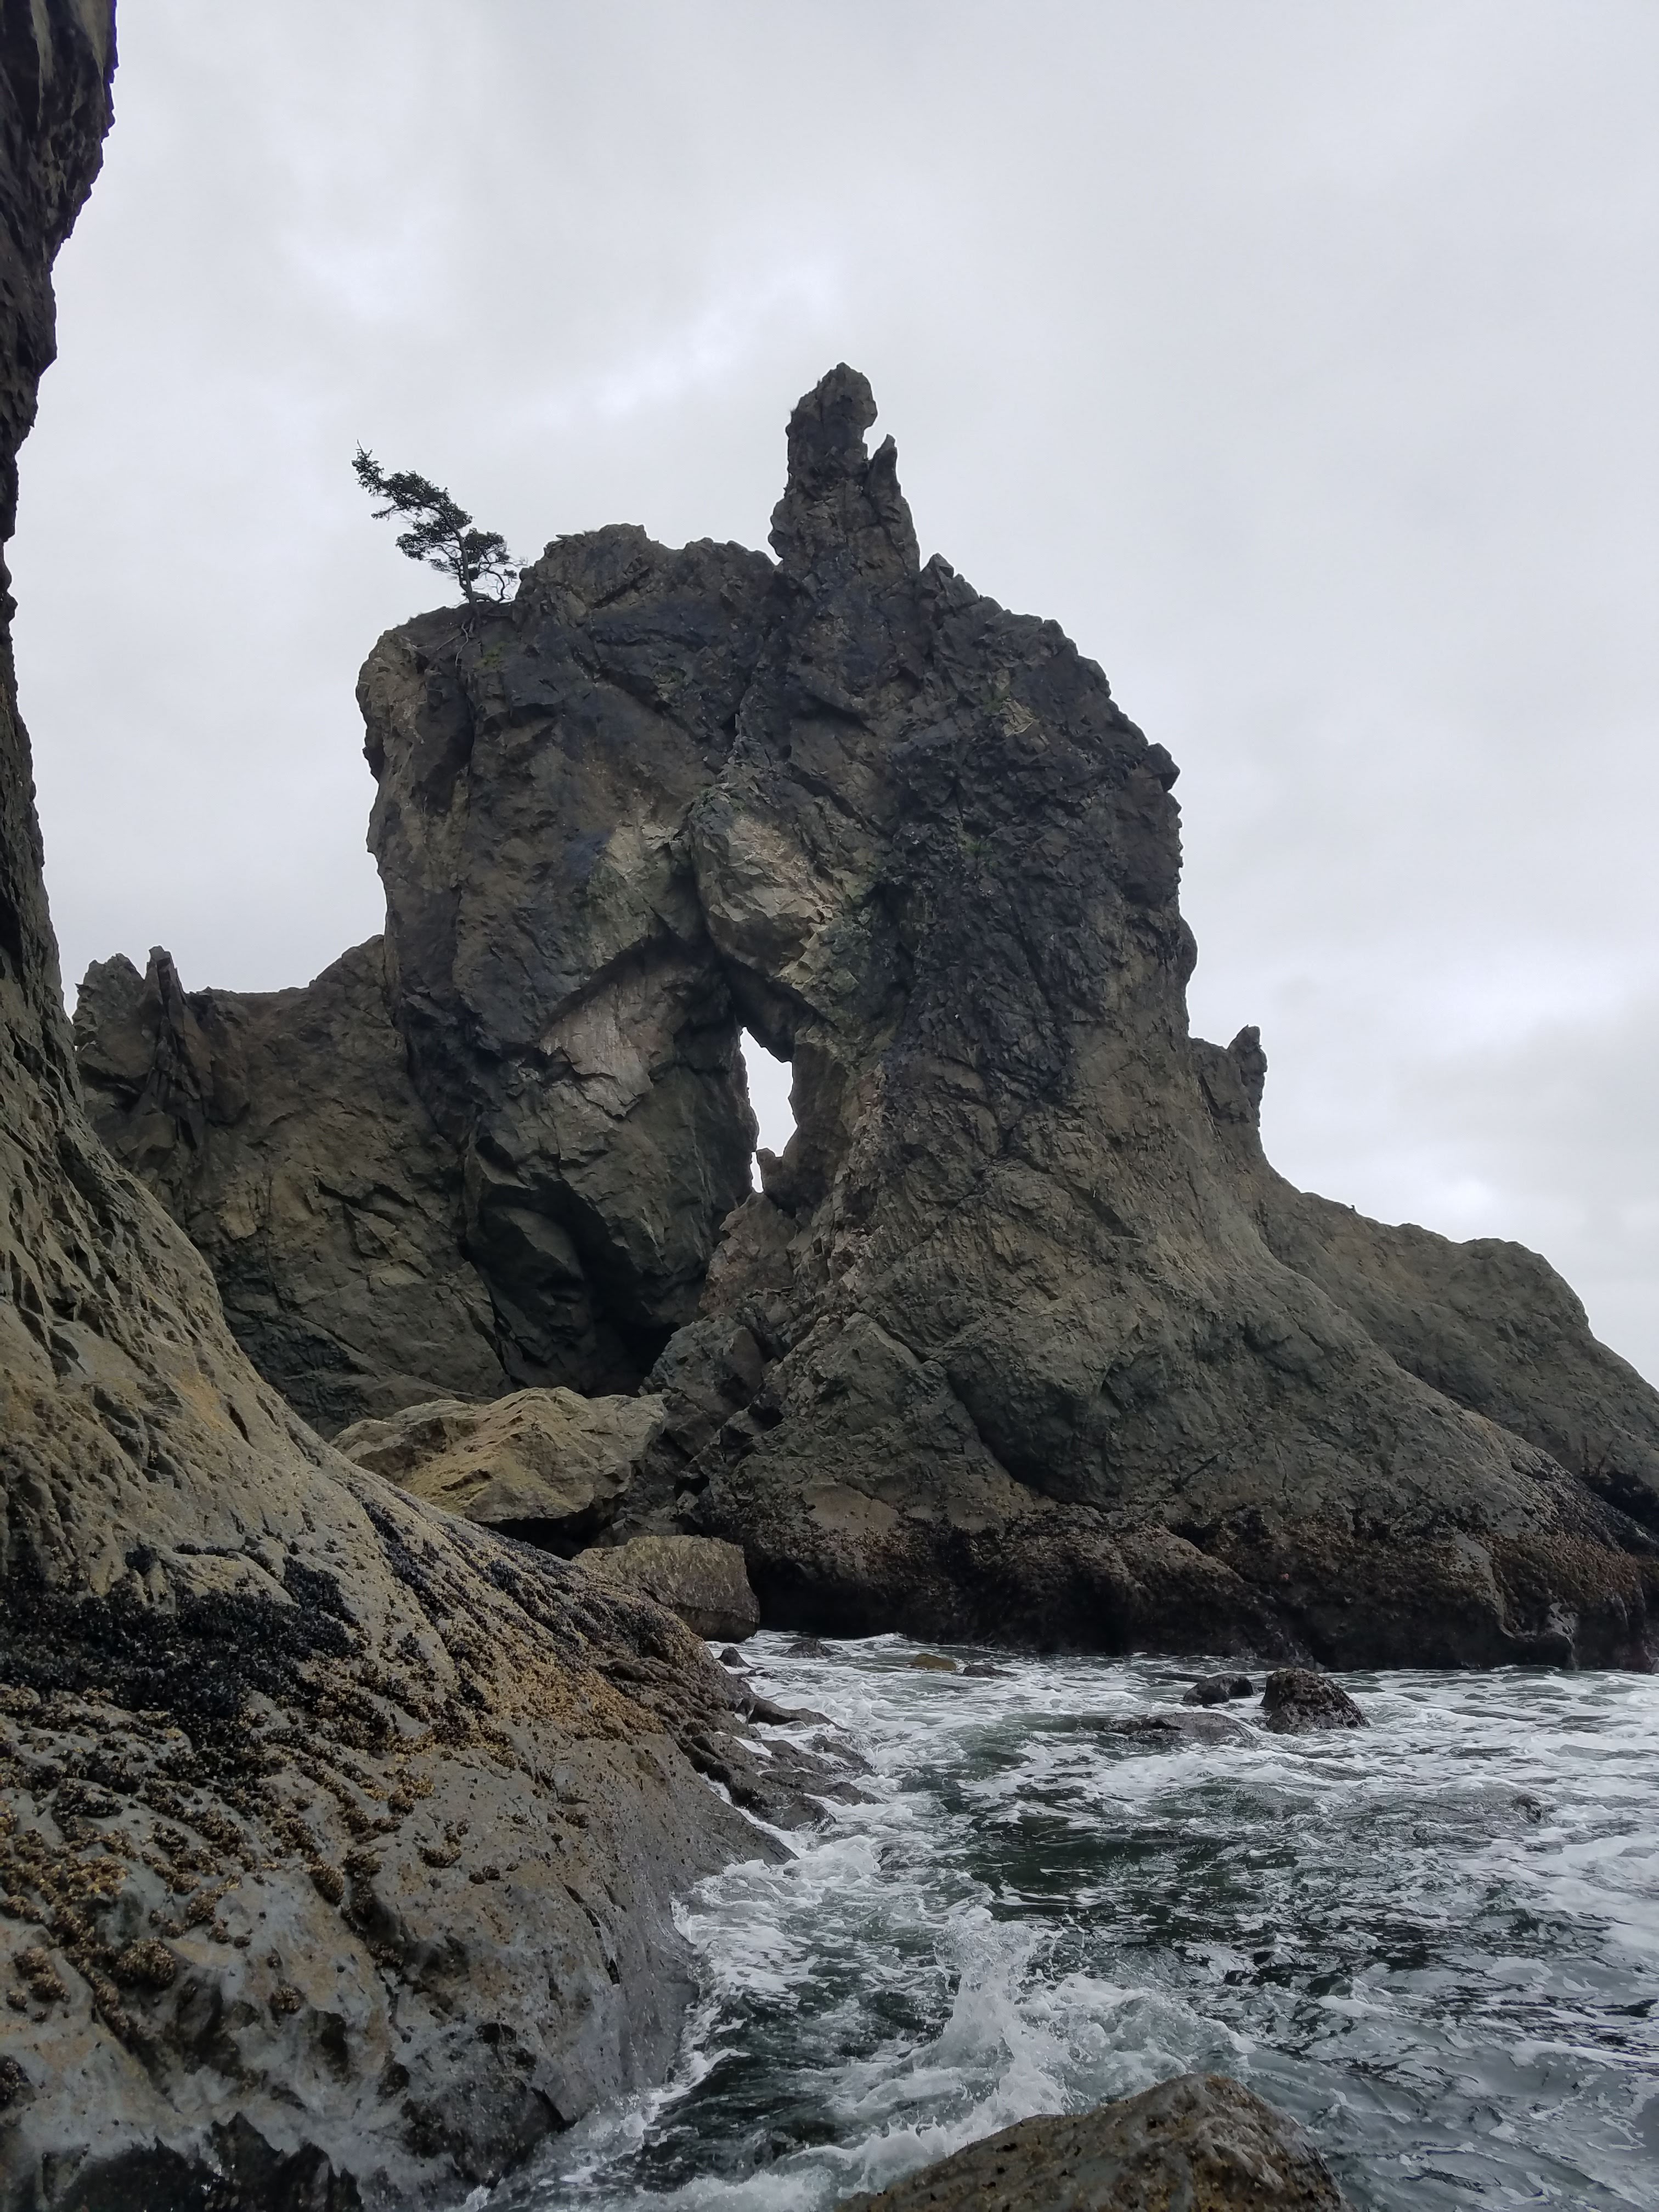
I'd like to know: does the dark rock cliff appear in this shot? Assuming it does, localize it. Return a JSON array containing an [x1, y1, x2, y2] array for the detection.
[[0, 9, 770, 2207], [82, 367, 1659, 1670], [76, 938, 509, 1432]]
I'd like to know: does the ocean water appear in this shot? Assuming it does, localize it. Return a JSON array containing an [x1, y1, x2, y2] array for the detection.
[[489, 1637, 1659, 2211]]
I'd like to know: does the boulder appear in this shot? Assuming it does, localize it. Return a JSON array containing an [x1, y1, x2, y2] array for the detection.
[[837, 2071, 1351, 2209], [575, 1534, 760, 1643], [335, 1386, 664, 1549], [1261, 1669, 1366, 1734], [1183, 1674, 1254, 1706]]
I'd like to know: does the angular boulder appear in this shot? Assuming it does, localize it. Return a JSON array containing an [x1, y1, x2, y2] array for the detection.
[[575, 1534, 760, 1643], [837, 2072, 1351, 2210], [335, 1385, 664, 1549]]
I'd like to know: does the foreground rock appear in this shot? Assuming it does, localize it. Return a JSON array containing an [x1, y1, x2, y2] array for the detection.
[[77, 379, 1659, 1665], [0, 9, 765, 2205], [838, 2072, 1351, 2210], [1261, 1670, 1366, 1734], [336, 1386, 663, 1550], [575, 1534, 759, 1643]]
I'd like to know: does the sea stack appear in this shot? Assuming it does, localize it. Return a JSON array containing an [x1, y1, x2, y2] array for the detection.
[[81, 367, 1659, 1669]]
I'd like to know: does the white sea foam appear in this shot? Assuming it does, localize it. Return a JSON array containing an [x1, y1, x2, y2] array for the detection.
[[490, 1638, 1659, 2211]]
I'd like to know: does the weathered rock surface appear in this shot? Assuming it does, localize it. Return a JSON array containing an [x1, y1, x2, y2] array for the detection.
[[75, 936, 508, 1435], [837, 2072, 1351, 2210], [335, 1385, 662, 1550], [575, 1533, 759, 1643], [1260, 1669, 1365, 1734], [0, 10, 771, 2206], [357, 522, 770, 1401], [76, 373, 1659, 1662]]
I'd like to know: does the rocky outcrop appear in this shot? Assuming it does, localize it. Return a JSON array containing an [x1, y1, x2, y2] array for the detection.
[[335, 1386, 662, 1549], [574, 1534, 760, 1643], [837, 2073, 1352, 2210], [77, 359, 1659, 1667], [75, 938, 508, 1435], [0, 9, 772, 2206], [357, 522, 770, 1401]]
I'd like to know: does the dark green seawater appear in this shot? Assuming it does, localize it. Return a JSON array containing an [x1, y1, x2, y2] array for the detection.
[[487, 1637, 1659, 2211]]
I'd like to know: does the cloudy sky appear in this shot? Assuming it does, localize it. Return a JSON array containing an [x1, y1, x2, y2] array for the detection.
[[14, 1, 1658, 1379]]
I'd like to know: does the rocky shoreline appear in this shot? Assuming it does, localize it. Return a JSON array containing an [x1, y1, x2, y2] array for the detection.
[[3, 2, 1656, 2203]]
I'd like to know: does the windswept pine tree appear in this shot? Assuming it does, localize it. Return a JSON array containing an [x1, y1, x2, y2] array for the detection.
[[352, 445, 517, 601]]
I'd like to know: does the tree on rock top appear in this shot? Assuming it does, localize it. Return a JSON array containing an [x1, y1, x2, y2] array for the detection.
[[352, 445, 517, 601]]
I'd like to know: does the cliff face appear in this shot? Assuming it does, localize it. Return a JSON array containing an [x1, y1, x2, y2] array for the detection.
[[0, 10, 766, 2207], [76, 938, 509, 1432], [81, 374, 1659, 1669], [658, 370, 1659, 1666]]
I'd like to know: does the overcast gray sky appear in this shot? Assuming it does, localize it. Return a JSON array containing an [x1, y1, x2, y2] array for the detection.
[[15, 1, 1658, 1381]]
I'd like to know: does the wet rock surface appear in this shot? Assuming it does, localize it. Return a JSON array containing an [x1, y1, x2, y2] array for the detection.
[[0, 10, 781, 2206], [836, 2072, 1352, 2210], [574, 1533, 760, 1643], [1183, 1674, 1254, 1707], [336, 1386, 663, 1550], [1261, 1669, 1367, 1734], [74, 362, 1659, 1665], [1105, 1709, 1257, 1748]]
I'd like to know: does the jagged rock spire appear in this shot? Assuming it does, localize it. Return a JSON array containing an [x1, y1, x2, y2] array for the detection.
[[768, 363, 920, 582]]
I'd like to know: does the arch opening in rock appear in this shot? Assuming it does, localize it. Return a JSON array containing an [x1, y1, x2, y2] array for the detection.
[[740, 1028, 795, 1183]]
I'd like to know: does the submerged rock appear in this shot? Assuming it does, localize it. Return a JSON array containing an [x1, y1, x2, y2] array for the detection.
[[837, 2071, 1351, 2209], [1106, 1709, 1257, 1748], [575, 1534, 760, 1643], [1261, 1669, 1367, 1734], [335, 1385, 663, 1549]]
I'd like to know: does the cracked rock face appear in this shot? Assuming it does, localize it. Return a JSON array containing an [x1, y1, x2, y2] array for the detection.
[[80, 362, 1659, 1668], [0, 9, 774, 2206]]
